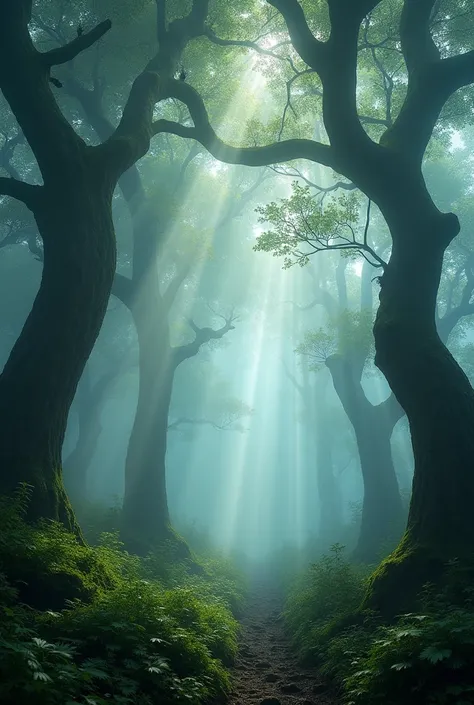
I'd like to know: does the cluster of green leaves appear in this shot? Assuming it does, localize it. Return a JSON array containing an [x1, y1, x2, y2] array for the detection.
[[0, 491, 242, 705], [296, 308, 374, 371], [285, 545, 474, 705], [284, 545, 369, 659], [254, 183, 362, 269], [343, 607, 474, 705]]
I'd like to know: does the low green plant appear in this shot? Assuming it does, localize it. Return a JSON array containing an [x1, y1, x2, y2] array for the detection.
[[0, 490, 242, 705], [285, 544, 474, 705], [285, 544, 369, 659], [344, 607, 474, 705]]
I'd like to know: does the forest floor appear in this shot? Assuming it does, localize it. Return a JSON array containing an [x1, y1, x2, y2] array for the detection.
[[228, 580, 336, 705]]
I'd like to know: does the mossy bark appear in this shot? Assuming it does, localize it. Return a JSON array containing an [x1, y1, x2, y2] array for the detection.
[[0, 6, 117, 532], [366, 211, 474, 612], [0, 184, 116, 530]]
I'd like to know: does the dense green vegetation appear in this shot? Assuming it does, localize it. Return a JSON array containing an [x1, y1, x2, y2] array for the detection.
[[0, 488, 243, 705], [285, 546, 474, 705]]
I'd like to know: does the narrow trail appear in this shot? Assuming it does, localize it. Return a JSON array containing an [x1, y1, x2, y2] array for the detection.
[[229, 581, 336, 705]]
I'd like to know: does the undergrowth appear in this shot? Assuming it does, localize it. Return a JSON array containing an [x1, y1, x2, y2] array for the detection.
[[285, 546, 474, 705], [0, 489, 244, 705]]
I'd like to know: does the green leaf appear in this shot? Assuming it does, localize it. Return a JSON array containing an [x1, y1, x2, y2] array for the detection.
[[419, 646, 452, 663]]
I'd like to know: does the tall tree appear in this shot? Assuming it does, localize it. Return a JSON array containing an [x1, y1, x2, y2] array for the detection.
[[0, 0, 237, 534], [150, 0, 474, 602]]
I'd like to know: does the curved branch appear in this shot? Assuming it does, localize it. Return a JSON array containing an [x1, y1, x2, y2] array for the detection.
[[111, 273, 134, 307], [152, 80, 335, 169], [173, 311, 237, 366], [41, 20, 112, 67], [204, 25, 291, 62]]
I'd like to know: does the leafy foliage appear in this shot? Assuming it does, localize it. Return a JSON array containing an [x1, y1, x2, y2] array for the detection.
[[285, 545, 369, 658], [344, 606, 474, 705], [285, 545, 474, 705], [254, 183, 365, 269], [0, 491, 242, 705]]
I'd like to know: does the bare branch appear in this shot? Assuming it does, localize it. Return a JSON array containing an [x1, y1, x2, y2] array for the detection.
[[173, 309, 237, 365], [382, 2, 474, 162], [0, 177, 42, 210], [400, 0, 440, 73], [377, 391, 405, 429], [111, 272, 134, 307], [41, 20, 112, 67], [204, 25, 291, 62], [270, 164, 355, 194], [266, 0, 325, 71], [168, 416, 248, 433]]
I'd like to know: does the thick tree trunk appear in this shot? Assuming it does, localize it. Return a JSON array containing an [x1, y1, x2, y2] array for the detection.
[[0, 185, 116, 529], [326, 354, 404, 563], [120, 294, 176, 555], [366, 211, 474, 613]]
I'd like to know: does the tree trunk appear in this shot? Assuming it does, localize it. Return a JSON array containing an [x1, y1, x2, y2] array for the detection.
[[366, 212, 474, 613], [0, 184, 116, 529], [312, 374, 343, 548], [315, 412, 343, 548], [326, 354, 404, 563], [63, 369, 113, 506], [120, 293, 176, 555]]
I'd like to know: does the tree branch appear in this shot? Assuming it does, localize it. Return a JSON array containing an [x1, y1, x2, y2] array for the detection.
[[0, 177, 42, 210], [376, 392, 405, 431], [152, 80, 335, 169], [168, 416, 247, 432], [173, 310, 237, 366], [111, 272, 134, 307], [399, 0, 440, 73], [382, 2, 474, 162], [41, 20, 112, 67], [266, 0, 326, 71]]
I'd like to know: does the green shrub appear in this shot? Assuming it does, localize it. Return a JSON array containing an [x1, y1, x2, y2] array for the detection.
[[344, 608, 474, 705], [285, 544, 369, 659], [0, 488, 117, 610], [285, 544, 474, 705], [0, 491, 242, 705]]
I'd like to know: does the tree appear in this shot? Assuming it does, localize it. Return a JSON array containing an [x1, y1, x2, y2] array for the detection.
[[0, 0, 244, 537], [256, 147, 474, 568], [154, 0, 474, 605], [282, 356, 344, 549]]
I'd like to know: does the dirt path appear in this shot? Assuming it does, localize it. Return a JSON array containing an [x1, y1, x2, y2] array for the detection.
[[229, 581, 337, 705]]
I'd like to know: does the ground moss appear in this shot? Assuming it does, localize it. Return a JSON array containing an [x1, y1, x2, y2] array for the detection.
[[0, 491, 243, 705]]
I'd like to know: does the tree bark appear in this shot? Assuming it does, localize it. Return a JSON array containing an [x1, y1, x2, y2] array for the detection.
[[0, 183, 116, 528], [120, 283, 177, 555], [365, 211, 474, 612], [326, 354, 404, 563]]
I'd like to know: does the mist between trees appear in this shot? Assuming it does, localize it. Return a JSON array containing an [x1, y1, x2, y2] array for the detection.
[[1, 2, 474, 705]]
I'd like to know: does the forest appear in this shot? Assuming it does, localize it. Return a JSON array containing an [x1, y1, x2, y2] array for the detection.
[[0, 1, 474, 704]]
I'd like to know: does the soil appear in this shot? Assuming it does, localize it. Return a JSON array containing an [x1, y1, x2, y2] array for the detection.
[[228, 580, 337, 705]]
